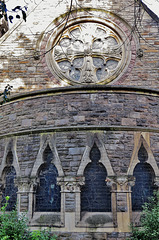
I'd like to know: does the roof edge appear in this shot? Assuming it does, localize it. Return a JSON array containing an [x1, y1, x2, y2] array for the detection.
[[138, 0, 159, 23]]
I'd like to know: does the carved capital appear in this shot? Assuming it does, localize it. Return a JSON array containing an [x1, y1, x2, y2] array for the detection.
[[15, 176, 38, 192], [105, 177, 116, 189], [107, 176, 135, 191], [57, 176, 85, 193], [29, 177, 39, 192], [128, 176, 136, 187], [154, 176, 159, 187]]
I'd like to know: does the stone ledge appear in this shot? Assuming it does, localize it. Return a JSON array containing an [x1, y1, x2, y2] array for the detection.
[[1, 85, 159, 104], [0, 125, 159, 139]]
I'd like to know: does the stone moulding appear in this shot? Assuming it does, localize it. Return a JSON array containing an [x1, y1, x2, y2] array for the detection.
[[1, 85, 159, 104], [1, 85, 159, 138], [38, 8, 138, 85]]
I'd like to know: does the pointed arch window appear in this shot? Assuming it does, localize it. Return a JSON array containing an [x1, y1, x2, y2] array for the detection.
[[35, 145, 61, 212], [81, 143, 111, 212], [132, 144, 156, 211], [2, 151, 17, 211]]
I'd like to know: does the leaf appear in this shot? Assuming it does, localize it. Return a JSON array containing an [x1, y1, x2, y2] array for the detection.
[[22, 10, 26, 22], [16, 14, 20, 19], [12, 6, 21, 12], [9, 15, 13, 23]]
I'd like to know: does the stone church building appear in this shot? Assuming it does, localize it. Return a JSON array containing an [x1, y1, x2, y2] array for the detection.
[[0, 0, 159, 239]]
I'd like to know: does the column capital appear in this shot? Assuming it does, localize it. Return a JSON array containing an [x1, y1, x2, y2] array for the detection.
[[57, 176, 85, 193]]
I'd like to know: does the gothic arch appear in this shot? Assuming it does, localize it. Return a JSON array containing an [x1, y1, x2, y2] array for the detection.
[[0, 138, 20, 210], [35, 145, 61, 212], [77, 133, 114, 177], [76, 133, 115, 227], [81, 142, 111, 212], [29, 134, 64, 226], [31, 134, 64, 178], [0, 138, 20, 178], [127, 132, 159, 177], [128, 132, 159, 212]]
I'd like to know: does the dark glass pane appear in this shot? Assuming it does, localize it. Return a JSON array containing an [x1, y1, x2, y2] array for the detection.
[[90, 143, 101, 162], [81, 144, 111, 212], [132, 163, 155, 211], [43, 145, 53, 165], [138, 143, 148, 163], [36, 147, 61, 212], [2, 166, 17, 211]]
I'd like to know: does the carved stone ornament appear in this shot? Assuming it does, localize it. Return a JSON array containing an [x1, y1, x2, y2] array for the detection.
[[106, 176, 135, 191], [15, 177, 38, 192], [57, 176, 85, 193], [154, 176, 159, 187], [105, 177, 116, 188], [46, 12, 132, 85]]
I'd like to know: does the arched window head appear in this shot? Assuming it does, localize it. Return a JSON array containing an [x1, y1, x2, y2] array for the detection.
[[35, 146, 61, 212], [132, 144, 156, 211], [2, 166, 17, 211], [81, 144, 111, 212]]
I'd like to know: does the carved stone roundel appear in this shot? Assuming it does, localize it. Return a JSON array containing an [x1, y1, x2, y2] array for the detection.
[[46, 15, 131, 85]]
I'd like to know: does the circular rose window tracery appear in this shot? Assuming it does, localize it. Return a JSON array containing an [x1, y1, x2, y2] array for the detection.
[[45, 12, 133, 85]]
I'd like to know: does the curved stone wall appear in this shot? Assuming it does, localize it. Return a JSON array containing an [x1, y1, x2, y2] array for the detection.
[[0, 86, 159, 137], [0, 86, 159, 237]]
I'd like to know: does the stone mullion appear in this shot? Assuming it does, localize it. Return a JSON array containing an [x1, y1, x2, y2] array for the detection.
[[75, 191, 81, 225], [106, 177, 117, 227], [75, 177, 85, 226], [15, 177, 35, 215], [57, 177, 65, 226], [27, 177, 38, 220], [57, 176, 85, 227], [154, 176, 159, 190]]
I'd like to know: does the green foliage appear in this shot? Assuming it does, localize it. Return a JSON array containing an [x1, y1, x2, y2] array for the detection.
[[0, 197, 57, 240], [130, 191, 159, 240], [31, 230, 56, 240], [0, 205, 30, 239]]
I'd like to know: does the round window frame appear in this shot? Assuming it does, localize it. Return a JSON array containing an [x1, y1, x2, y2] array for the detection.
[[45, 10, 136, 85]]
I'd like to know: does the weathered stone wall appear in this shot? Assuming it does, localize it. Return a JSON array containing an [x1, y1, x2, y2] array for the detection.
[[0, 1, 159, 239], [56, 231, 132, 240], [0, 0, 158, 92], [1, 87, 159, 136], [0, 88, 158, 239]]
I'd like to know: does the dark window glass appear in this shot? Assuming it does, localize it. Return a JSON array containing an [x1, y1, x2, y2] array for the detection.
[[81, 144, 111, 212], [2, 166, 17, 211], [35, 146, 61, 212], [132, 144, 156, 211]]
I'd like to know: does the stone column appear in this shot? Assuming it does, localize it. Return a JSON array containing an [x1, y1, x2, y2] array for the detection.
[[28, 177, 38, 220], [57, 176, 65, 226], [115, 176, 135, 232], [15, 176, 35, 216], [154, 176, 159, 189], [57, 176, 85, 227], [106, 176, 117, 227]]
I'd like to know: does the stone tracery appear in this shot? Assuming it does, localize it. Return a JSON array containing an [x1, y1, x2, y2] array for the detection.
[[52, 22, 123, 84]]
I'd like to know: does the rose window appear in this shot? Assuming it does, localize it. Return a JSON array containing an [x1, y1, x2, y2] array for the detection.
[[46, 18, 130, 85]]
